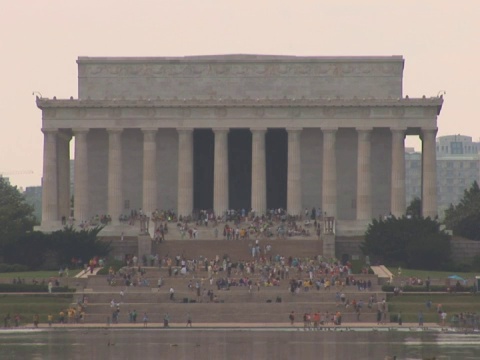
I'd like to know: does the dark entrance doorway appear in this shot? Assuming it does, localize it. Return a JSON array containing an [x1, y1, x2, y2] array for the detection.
[[193, 129, 214, 211], [266, 129, 287, 210], [228, 129, 252, 210]]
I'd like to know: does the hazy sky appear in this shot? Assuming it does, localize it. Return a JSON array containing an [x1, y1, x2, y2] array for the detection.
[[1, 0, 479, 189]]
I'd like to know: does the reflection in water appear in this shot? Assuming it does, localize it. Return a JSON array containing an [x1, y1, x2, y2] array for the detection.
[[0, 329, 479, 360]]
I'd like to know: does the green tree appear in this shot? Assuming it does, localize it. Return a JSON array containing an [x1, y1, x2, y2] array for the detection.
[[406, 197, 422, 218], [444, 181, 480, 240], [361, 216, 451, 270], [0, 177, 36, 251], [4, 226, 111, 270], [49, 226, 111, 267]]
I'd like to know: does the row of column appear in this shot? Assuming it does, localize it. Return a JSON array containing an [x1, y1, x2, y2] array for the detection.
[[41, 127, 438, 227]]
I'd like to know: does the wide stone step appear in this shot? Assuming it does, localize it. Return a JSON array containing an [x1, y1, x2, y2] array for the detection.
[[74, 303, 382, 324], [77, 290, 386, 302]]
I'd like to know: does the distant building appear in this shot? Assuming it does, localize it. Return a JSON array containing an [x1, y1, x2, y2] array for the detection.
[[406, 135, 480, 218], [24, 186, 42, 222]]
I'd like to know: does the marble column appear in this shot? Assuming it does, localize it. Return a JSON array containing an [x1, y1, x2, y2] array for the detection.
[[356, 128, 372, 220], [177, 128, 194, 218], [213, 128, 229, 217], [390, 128, 406, 217], [73, 129, 89, 224], [57, 131, 71, 223], [322, 128, 337, 218], [142, 128, 157, 216], [41, 128, 59, 225], [251, 128, 267, 215], [107, 129, 123, 225], [422, 128, 438, 218], [287, 128, 302, 216]]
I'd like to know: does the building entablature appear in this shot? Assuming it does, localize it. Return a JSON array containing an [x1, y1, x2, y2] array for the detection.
[[37, 97, 442, 132], [36, 96, 443, 110]]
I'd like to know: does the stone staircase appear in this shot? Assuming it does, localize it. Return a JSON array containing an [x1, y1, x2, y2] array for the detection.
[[76, 266, 387, 325]]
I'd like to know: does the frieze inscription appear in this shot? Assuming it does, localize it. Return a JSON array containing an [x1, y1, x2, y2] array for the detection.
[[83, 62, 403, 78]]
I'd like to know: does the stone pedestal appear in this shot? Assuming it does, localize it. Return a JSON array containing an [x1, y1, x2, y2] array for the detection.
[[322, 233, 336, 259]]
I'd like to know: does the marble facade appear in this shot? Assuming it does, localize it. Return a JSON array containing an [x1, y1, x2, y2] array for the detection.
[[37, 55, 443, 235]]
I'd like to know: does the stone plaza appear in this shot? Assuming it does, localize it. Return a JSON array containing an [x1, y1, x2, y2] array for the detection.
[[36, 55, 443, 238]]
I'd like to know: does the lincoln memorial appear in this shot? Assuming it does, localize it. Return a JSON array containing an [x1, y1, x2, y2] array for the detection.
[[36, 55, 443, 237]]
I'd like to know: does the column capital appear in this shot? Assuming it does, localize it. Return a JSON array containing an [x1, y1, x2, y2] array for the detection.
[[107, 128, 123, 134], [212, 127, 230, 133], [176, 127, 194, 133], [41, 128, 58, 134], [57, 130, 72, 142], [72, 128, 89, 135], [390, 127, 407, 133], [141, 128, 158, 133], [321, 127, 338, 133], [421, 127, 438, 134], [286, 127, 303, 133], [356, 127, 373, 132]]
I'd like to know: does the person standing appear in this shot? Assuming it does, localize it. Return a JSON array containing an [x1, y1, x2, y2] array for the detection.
[[143, 313, 148, 327], [33, 314, 39, 328], [186, 313, 192, 327], [418, 311, 424, 327], [289, 311, 295, 326], [164, 313, 170, 327]]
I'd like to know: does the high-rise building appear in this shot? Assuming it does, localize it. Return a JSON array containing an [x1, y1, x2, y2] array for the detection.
[[406, 135, 480, 218]]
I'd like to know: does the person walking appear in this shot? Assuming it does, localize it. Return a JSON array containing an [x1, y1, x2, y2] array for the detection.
[[143, 313, 148, 327], [186, 313, 192, 327]]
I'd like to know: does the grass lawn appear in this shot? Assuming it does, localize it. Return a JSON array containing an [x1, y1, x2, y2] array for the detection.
[[386, 267, 478, 281], [0, 270, 82, 279], [0, 294, 74, 326], [387, 293, 479, 323]]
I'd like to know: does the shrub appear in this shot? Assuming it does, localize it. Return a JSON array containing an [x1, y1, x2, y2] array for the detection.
[[381, 284, 475, 293], [97, 259, 125, 275], [0, 284, 75, 293], [0, 263, 29, 272]]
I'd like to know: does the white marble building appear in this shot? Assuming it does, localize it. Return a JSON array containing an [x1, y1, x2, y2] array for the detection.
[[36, 55, 443, 236]]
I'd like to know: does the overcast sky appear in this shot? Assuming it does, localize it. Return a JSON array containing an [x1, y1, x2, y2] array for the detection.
[[1, 0, 478, 189]]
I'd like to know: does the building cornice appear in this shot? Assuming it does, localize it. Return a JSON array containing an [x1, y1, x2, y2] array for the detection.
[[36, 97, 443, 112]]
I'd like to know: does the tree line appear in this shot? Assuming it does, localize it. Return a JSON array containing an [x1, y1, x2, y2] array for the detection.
[[0, 177, 110, 270]]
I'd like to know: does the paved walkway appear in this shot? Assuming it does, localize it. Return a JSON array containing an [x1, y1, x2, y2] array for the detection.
[[371, 266, 393, 282], [75, 267, 103, 278], [18, 322, 441, 330]]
